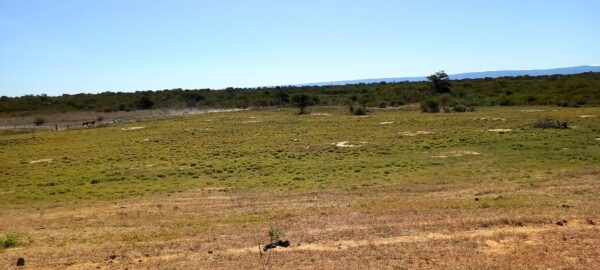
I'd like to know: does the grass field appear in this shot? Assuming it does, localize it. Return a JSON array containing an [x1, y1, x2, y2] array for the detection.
[[1, 106, 599, 269]]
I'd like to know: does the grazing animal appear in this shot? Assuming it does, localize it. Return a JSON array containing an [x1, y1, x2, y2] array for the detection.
[[82, 120, 96, 127]]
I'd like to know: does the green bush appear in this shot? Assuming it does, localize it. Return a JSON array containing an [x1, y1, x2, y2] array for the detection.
[[453, 104, 467, 112], [1, 234, 20, 249], [420, 99, 440, 113]]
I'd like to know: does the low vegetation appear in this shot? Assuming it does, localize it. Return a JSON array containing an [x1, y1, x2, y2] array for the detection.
[[1, 106, 599, 268], [1, 234, 20, 249]]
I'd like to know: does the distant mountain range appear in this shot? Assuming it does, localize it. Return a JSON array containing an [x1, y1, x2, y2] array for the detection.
[[302, 65, 600, 86]]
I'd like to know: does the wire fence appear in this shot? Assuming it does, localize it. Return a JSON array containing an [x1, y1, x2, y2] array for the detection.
[[0, 108, 247, 134]]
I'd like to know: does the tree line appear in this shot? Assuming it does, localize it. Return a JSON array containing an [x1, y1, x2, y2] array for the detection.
[[1, 72, 599, 115]]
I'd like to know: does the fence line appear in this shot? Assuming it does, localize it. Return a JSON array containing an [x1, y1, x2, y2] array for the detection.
[[0, 108, 248, 133]]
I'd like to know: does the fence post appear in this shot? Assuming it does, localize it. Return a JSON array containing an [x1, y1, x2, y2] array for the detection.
[[55, 123, 58, 131]]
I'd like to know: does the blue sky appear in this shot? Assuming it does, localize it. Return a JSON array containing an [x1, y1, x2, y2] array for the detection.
[[1, 0, 599, 96]]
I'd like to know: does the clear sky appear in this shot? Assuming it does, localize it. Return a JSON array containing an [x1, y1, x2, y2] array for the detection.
[[1, 0, 599, 96]]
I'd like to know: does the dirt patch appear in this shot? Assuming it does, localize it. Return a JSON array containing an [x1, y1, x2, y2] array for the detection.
[[242, 120, 262, 124], [482, 238, 514, 255], [334, 141, 362, 148], [432, 151, 481, 158], [226, 225, 562, 254], [378, 121, 394, 125], [29, 158, 53, 164], [399, 131, 434, 136], [311, 113, 331, 116], [121, 126, 145, 131], [579, 115, 596, 118], [488, 129, 513, 132]]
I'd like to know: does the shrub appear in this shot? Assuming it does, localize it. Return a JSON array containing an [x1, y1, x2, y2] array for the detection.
[[33, 117, 45, 126], [453, 104, 467, 112], [378, 102, 387, 108], [96, 116, 104, 122], [533, 117, 568, 129], [420, 99, 440, 113], [1, 234, 20, 249], [268, 227, 285, 242]]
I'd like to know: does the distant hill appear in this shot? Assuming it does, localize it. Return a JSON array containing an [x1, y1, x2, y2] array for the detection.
[[303, 65, 600, 86]]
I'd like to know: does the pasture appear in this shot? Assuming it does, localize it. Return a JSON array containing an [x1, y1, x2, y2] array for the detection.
[[1, 106, 599, 269]]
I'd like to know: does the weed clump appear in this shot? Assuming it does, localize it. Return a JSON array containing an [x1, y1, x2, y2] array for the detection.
[[1, 234, 20, 249], [533, 117, 569, 129]]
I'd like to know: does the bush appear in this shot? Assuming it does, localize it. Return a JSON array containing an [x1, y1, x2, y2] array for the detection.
[[378, 102, 387, 108], [453, 104, 467, 112], [1, 234, 20, 249], [533, 117, 568, 129], [420, 99, 440, 113], [33, 117, 45, 126]]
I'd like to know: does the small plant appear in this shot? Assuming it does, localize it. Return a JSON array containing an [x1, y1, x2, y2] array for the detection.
[[1, 234, 20, 249], [533, 117, 568, 129], [268, 227, 284, 243], [453, 104, 467, 112], [96, 116, 104, 122], [33, 117, 45, 126], [420, 99, 440, 113], [258, 227, 289, 270]]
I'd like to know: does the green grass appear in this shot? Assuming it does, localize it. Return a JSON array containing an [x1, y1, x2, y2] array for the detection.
[[1, 106, 599, 208], [1, 233, 20, 249]]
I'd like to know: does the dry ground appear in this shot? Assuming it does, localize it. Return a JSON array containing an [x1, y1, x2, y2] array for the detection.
[[1, 173, 599, 269]]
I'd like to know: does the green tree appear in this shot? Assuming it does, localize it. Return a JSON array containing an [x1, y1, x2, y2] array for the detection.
[[291, 94, 315, 114], [427, 71, 451, 93]]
